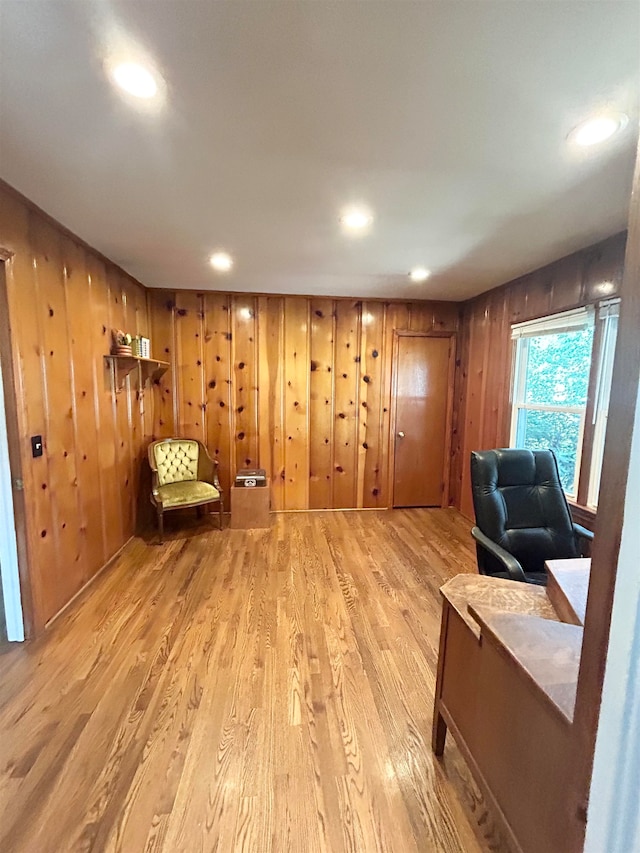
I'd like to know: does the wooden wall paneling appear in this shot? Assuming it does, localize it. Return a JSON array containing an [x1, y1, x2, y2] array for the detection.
[[455, 232, 626, 517], [408, 301, 459, 334], [87, 254, 123, 562], [548, 254, 583, 315], [309, 298, 335, 509], [459, 299, 489, 519], [442, 332, 458, 507], [0, 181, 156, 630], [506, 279, 529, 325], [0, 191, 45, 631], [408, 302, 434, 333], [61, 236, 105, 581], [433, 301, 461, 332], [130, 284, 153, 444], [124, 275, 151, 530], [30, 215, 84, 619], [149, 290, 177, 438], [522, 270, 552, 320], [360, 301, 387, 508], [332, 300, 361, 508], [449, 305, 470, 509], [231, 295, 259, 473], [121, 273, 140, 532], [174, 291, 206, 443], [257, 296, 285, 509], [106, 267, 135, 540], [202, 293, 233, 499], [283, 297, 310, 510], [581, 232, 625, 305], [480, 290, 511, 450]]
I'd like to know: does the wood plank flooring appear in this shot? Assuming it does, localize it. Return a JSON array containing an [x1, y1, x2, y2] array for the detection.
[[0, 509, 511, 852]]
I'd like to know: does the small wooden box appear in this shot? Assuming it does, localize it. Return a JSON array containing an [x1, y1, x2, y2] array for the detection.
[[230, 484, 271, 529]]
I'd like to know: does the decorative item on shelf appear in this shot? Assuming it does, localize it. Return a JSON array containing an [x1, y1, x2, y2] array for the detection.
[[132, 335, 151, 358], [111, 329, 133, 356]]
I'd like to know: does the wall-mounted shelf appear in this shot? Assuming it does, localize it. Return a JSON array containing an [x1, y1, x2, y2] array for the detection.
[[104, 355, 169, 392]]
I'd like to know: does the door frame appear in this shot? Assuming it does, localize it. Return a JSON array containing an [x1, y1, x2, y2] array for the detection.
[[389, 330, 457, 509], [0, 251, 34, 639]]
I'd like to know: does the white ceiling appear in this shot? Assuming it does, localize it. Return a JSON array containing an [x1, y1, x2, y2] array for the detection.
[[0, 1, 638, 301]]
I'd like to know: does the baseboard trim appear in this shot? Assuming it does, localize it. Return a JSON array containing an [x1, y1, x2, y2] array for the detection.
[[272, 507, 390, 513], [44, 536, 134, 631]]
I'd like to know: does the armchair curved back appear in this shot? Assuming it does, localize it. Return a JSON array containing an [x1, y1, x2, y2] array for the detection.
[[149, 438, 200, 485], [471, 448, 580, 577]]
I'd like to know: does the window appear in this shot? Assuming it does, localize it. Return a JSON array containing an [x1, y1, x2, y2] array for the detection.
[[510, 301, 619, 507]]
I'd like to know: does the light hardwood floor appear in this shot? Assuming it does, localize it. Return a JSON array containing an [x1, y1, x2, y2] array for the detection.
[[0, 509, 511, 852]]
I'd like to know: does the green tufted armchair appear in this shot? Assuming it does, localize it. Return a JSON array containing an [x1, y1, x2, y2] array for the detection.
[[148, 438, 223, 542]]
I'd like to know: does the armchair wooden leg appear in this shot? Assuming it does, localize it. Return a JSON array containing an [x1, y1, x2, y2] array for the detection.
[[157, 507, 164, 544], [219, 497, 224, 530]]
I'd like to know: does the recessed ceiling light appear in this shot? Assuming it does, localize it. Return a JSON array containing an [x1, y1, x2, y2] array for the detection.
[[108, 61, 160, 99], [409, 267, 431, 283], [340, 206, 373, 233], [569, 113, 628, 147], [209, 252, 233, 272]]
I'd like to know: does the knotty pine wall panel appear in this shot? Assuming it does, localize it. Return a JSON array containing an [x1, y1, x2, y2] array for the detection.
[[203, 293, 233, 497], [283, 297, 311, 510], [456, 232, 627, 518], [88, 254, 125, 559], [309, 299, 334, 509], [148, 290, 177, 438], [359, 302, 386, 508], [149, 292, 460, 512], [232, 296, 259, 471], [31, 216, 84, 618], [332, 301, 359, 509], [62, 238, 105, 582], [257, 296, 285, 510], [0, 182, 152, 633], [107, 267, 135, 540], [175, 290, 206, 444]]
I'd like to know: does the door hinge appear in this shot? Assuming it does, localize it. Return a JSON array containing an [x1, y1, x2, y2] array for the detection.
[[13, 478, 24, 491]]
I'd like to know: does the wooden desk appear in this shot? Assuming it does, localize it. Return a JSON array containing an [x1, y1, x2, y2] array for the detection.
[[230, 484, 271, 529], [432, 574, 584, 853], [546, 557, 590, 626]]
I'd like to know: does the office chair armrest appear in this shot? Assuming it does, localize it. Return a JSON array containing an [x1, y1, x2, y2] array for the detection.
[[572, 523, 594, 542], [471, 527, 528, 583]]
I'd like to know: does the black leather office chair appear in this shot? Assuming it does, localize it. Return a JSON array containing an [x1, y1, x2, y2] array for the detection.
[[470, 448, 594, 585]]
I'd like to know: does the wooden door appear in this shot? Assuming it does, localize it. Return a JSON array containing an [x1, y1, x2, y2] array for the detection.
[[391, 333, 454, 507]]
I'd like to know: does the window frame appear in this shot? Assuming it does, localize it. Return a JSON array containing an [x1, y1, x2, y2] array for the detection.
[[582, 301, 620, 508], [509, 297, 620, 510]]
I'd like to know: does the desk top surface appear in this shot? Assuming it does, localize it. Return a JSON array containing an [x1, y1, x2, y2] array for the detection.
[[546, 558, 591, 626], [440, 574, 560, 638]]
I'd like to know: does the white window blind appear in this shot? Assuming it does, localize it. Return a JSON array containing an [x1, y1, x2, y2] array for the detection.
[[588, 299, 621, 507], [511, 306, 594, 340]]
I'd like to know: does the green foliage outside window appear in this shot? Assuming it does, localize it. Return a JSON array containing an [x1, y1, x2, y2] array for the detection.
[[515, 328, 594, 493]]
